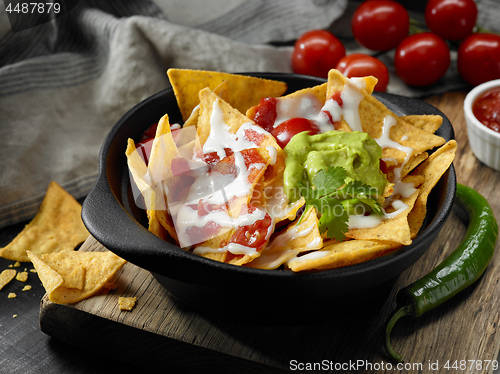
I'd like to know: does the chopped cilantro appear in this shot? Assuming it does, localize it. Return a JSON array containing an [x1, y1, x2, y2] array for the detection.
[[298, 166, 383, 241]]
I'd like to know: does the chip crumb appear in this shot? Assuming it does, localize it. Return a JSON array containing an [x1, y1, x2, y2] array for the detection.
[[22, 285, 32, 291], [16, 271, 28, 282], [8, 264, 13, 268], [8, 292, 17, 298], [118, 296, 137, 311], [13, 314, 17, 318], [30, 269, 37, 273], [13, 262, 21, 268]]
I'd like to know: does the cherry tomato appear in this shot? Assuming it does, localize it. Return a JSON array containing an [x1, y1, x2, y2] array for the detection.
[[292, 30, 345, 78], [394, 32, 450, 87], [351, 0, 409, 51], [458, 33, 500, 86], [425, 0, 477, 41], [271, 118, 320, 148], [335, 53, 389, 92]]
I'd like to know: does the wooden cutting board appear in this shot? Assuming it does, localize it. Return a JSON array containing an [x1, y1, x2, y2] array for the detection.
[[39, 92, 500, 374]]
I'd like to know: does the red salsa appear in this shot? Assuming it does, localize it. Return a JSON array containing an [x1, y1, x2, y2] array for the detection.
[[472, 87, 500, 133]]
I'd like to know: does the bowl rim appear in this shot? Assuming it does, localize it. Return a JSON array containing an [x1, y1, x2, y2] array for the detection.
[[464, 78, 500, 141], [82, 72, 456, 286]]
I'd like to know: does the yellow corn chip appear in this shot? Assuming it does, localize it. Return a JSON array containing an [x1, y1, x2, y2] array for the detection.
[[327, 69, 446, 166], [183, 81, 230, 128], [408, 140, 457, 238], [248, 207, 322, 270], [27, 250, 126, 304], [401, 114, 443, 134], [167, 68, 287, 121], [0, 269, 16, 291], [0, 182, 89, 262], [345, 187, 419, 245], [287, 239, 401, 272]]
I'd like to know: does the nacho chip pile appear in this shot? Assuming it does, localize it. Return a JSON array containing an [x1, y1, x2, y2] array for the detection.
[[126, 68, 456, 272]]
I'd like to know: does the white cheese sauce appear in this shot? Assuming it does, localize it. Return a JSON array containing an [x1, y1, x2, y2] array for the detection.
[[171, 99, 273, 254]]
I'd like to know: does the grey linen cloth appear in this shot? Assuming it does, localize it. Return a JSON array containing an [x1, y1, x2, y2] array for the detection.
[[0, 0, 347, 228]]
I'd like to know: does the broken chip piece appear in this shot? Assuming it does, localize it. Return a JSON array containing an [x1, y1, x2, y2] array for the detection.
[[118, 296, 137, 311], [0, 269, 17, 291], [27, 250, 126, 304], [0, 182, 89, 262]]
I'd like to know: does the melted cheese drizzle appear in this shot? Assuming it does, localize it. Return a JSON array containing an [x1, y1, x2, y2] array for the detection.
[[249, 219, 319, 269]]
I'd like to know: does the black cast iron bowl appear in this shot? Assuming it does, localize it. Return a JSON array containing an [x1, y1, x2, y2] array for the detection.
[[82, 73, 456, 324]]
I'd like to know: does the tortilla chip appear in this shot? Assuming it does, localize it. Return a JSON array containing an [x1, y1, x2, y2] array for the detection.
[[0, 182, 89, 262], [401, 114, 443, 134], [345, 188, 419, 245], [286, 239, 401, 271], [167, 68, 287, 121], [27, 250, 126, 304], [247, 207, 322, 270], [408, 140, 457, 237], [327, 69, 446, 166], [183, 81, 230, 128], [126, 138, 154, 208], [0, 269, 16, 291], [386, 151, 429, 182], [245, 82, 327, 124]]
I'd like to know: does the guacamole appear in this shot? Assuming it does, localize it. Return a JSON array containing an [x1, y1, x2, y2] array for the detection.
[[283, 130, 387, 203]]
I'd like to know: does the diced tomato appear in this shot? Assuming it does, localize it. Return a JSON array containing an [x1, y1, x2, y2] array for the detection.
[[203, 148, 234, 165], [196, 200, 228, 217], [211, 149, 266, 180], [229, 208, 272, 252], [330, 91, 343, 107], [380, 159, 388, 174], [170, 157, 191, 176], [186, 221, 222, 244], [141, 122, 158, 141], [244, 128, 265, 146], [241, 148, 266, 168], [136, 137, 154, 165], [169, 174, 195, 202], [249, 97, 277, 133], [271, 118, 320, 148]]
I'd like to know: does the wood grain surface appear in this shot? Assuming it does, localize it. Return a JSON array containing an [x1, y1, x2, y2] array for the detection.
[[39, 92, 500, 374]]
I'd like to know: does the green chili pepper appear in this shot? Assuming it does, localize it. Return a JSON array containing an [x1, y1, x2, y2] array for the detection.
[[385, 183, 498, 363]]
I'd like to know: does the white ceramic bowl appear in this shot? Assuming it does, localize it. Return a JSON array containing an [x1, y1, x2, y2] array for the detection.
[[464, 79, 500, 171]]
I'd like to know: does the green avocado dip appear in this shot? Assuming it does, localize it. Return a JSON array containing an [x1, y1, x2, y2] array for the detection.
[[283, 130, 387, 204]]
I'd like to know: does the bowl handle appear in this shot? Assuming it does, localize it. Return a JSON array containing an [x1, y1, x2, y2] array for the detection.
[[81, 170, 220, 282]]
